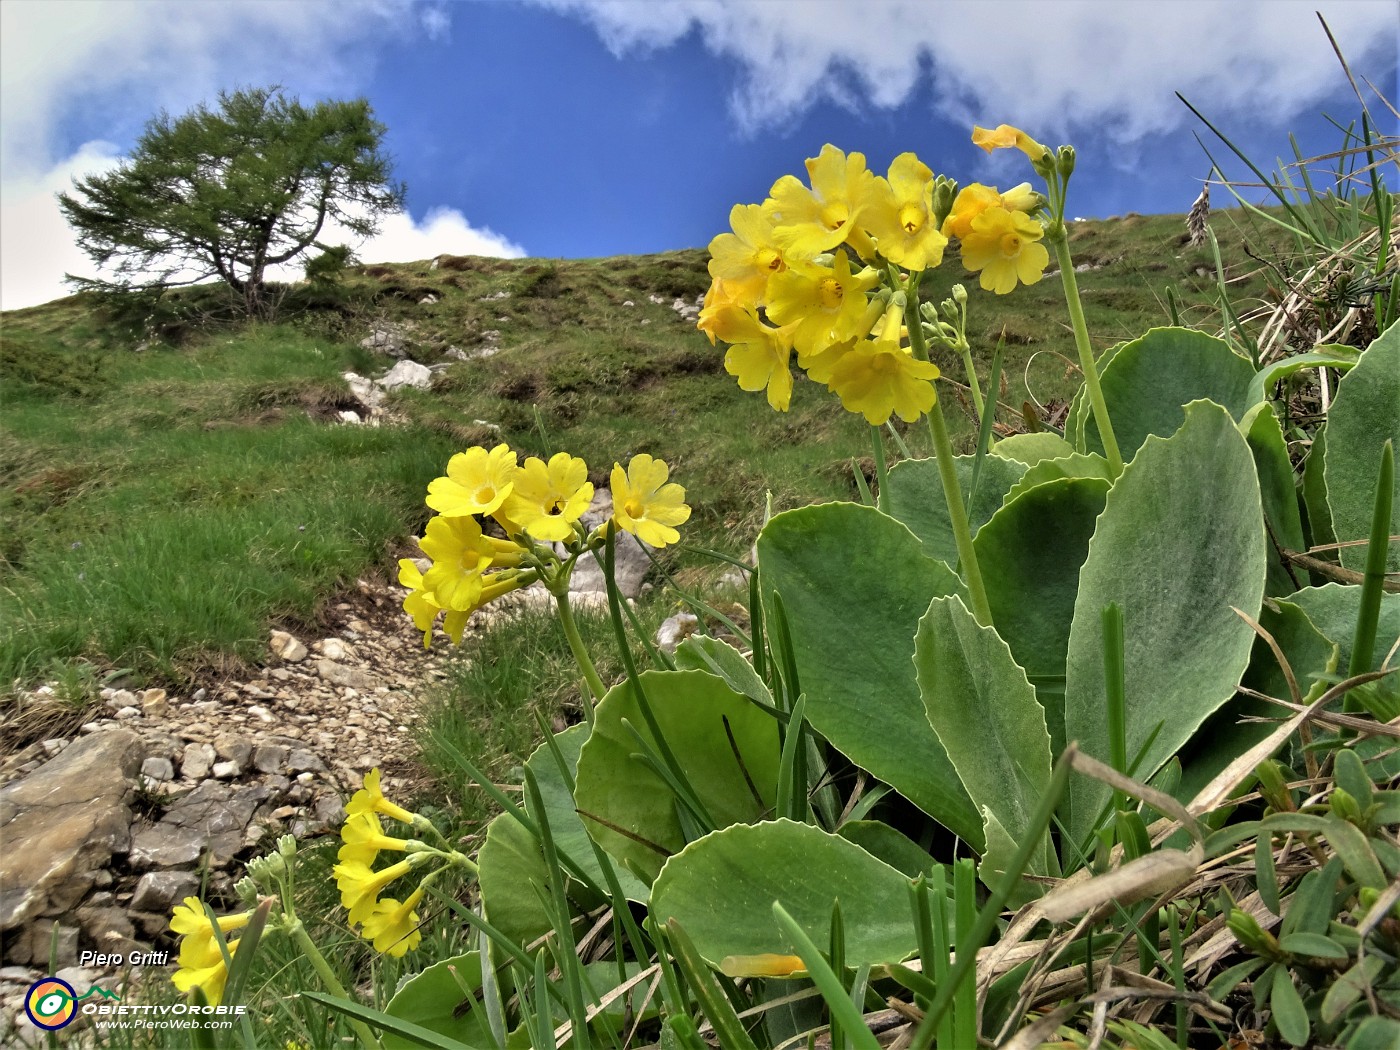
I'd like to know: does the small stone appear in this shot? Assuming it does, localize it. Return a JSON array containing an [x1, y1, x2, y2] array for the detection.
[[214, 736, 253, 769], [271, 806, 297, 820], [269, 630, 308, 663], [212, 760, 240, 779], [193, 688, 207, 701], [140, 757, 175, 782], [252, 745, 289, 775], [180, 741, 216, 779], [287, 750, 325, 773], [114, 706, 141, 720], [246, 705, 274, 723], [316, 638, 350, 660]]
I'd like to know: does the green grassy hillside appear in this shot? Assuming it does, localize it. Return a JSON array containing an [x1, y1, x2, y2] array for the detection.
[[0, 206, 1283, 686]]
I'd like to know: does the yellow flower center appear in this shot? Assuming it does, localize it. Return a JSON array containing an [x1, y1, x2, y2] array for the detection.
[[899, 203, 925, 236], [818, 278, 843, 311], [999, 233, 1023, 257], [625, 498, 648, 519], [821, 202, 849, 231], [475, 484, 496, 504], [757, 248, 784, 273]]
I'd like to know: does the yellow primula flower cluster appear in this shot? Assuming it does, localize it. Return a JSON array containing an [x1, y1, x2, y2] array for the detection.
[[700, 130, 1052, 422], [333, 769, 430, 958], [169, 897, 251, 1005], [403, 443, 690, 646]]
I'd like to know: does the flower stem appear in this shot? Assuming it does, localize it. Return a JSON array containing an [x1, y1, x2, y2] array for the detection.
[[287, 919, 381, 1050], [957, 347, 985, 424], [554, 586, 606, 719], [904, 292, 993, 626], [1047, 225, 1124, 476], [925, 396, 994, 626], [870, 426, 890, 512]]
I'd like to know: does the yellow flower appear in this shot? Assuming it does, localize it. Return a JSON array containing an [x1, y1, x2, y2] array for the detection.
[[959, 206, 1050, 294], [356, 886, 426, 957], [419, 517, 489, 612], [706, 202, 789, 306], [610, 455, 691, 549], [764, 251, 880, 358], [172, 939, 239, 1005], [706, 301, 795, 411], [825, 304, 940, 424], [861, 152, 948, 271], [397, 559, 469, 649], [346, 768, 418, 825], [338, 810, 413, 866], [503, 453, 595, 543], [425, 444, 518, 518], [333, 856, 415, 925], [941, 183, 1002, 241], [169, 898, 250, 1005], [971, 123, 1049, 163], [769, 144, 877, 260]]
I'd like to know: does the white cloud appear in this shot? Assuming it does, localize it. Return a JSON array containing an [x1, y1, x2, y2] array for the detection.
[[533, 0, 1397, 141], [0, 142, 122, 312]]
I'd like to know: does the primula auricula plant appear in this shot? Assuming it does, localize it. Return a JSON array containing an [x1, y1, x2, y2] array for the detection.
[[699, 125, 1123, 626]]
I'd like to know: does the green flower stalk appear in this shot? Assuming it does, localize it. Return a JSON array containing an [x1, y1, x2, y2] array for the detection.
[[903, 290, 995, 627], [976, 131, 1124, 475]]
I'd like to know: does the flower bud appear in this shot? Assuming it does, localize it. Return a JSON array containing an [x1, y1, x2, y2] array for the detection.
[[1255, 759, 1293, 813], [278, 834, 298, 858], [1227, 908, 1281, 958], [930, 176, 958, 229], [234, 876, 259, 908], [951, 283, 967, 305], [1057, 145, 1076, 178], [1329, 787, 1362, 824]]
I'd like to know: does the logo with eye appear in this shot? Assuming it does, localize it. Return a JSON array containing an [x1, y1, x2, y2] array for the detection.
[[25, 978, 77, 1030]]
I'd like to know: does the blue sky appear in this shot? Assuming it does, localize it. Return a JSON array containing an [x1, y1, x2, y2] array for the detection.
[[2, 0, 1396, 309]]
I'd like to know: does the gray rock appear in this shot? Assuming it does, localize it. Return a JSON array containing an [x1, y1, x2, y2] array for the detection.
[[0, 730, 144, 933], [566, 489, 651, 598], [316, 660, 378, 692], [656, 612, 700, 654], [179, 742, 216, 780], [130, 871, 199, 913], [213, 736, 253, 772], [252, 745, 288, 775], [139, 757, 174, 782], [359, 322, 410, 357], [377, 359, 432, 392], [211, 761, 240, 780]]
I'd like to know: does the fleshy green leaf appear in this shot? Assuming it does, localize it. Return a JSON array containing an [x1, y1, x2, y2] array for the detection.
[[1324, 322, 1400, 573], [973, 475, 1110, 753], [1082, 326, 1258, 459], [1064, 401, 1266, 841], [526, 725, 649, 904], [915, 595, 1054, 876], [477, 811, 553, 952], [651, 819, 918, 969], [382, 951, 498, 1050], [757, 503, 980, 845], [991, 432, 1077, 466], [1288, 584, 1400, 674], [1240, 403, 1308, 596], [883, 455, 1026, 567], [1246, 343, 1360, 407], [573, 670, 779, 887]]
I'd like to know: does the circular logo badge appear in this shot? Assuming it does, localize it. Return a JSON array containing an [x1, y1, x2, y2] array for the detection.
[[25, 977, 77, 1030]]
